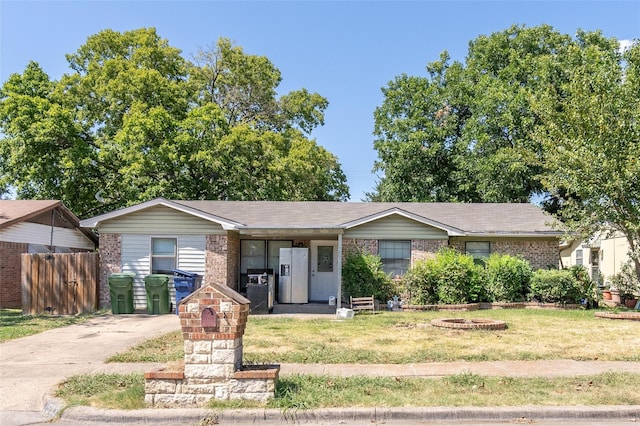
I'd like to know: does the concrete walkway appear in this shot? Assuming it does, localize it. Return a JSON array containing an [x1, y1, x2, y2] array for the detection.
[[1, 313, 639, 425]]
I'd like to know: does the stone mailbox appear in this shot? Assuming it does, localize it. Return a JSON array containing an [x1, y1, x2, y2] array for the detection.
[[145, 283, 279, 407]]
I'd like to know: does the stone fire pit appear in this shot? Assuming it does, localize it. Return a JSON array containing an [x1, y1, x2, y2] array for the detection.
[[431, 318, 507, 330]]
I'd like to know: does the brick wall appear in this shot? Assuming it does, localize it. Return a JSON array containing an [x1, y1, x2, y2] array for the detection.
[[342, 238, 378, 261], [450, 238, 559, 270], [226, 232, 239, 290], [206, 235, 229, 288], [0, 241, 28, 309], [98, 233, 122, 308], [411, 239, 448, 263], [492, 239, 559, 270]]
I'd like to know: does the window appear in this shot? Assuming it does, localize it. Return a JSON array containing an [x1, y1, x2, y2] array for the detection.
[[575, 249, 583, 265], [466, 241, 490, 265], [151, 238, 177, 274], [240, 240, 292, 291], [379, 240, 410, 277]]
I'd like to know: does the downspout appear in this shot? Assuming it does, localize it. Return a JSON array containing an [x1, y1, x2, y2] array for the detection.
[[49, 209, 55, 254]]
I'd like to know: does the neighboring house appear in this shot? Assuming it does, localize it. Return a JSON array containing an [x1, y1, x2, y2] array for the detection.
[[0, 200, 98, 308], [560, 231, 633, 285], [81, 198, 561, 310]]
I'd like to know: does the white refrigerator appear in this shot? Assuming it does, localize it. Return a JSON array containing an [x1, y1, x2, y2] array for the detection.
[[278, 248, 309, 303]]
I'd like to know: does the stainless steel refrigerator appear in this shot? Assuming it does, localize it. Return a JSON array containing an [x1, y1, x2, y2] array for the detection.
[[278, 247, 309, 303]]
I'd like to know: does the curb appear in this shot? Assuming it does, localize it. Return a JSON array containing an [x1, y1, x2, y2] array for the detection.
[[59, 405, 640, 424]]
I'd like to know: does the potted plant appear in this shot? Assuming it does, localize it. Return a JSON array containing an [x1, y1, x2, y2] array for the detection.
[[610, 261, 640, 308]]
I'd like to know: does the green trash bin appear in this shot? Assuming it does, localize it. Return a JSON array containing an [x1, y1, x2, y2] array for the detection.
[[108, 273, 135, 314], [144, 274, 171, 314]]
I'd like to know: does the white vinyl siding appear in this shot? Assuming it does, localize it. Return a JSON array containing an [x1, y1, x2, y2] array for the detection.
[[121, 234, 206, 309], [98, 205, 225, 235], [0, 222, 95, 250], [344, 215, 447, 240]]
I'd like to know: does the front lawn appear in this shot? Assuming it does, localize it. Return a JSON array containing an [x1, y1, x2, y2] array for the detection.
[[108, 309, 640, 364], [0, 309, 102, 343]]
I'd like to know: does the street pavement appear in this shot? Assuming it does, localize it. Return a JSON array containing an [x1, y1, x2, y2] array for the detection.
[[1, 313, 639, 425]]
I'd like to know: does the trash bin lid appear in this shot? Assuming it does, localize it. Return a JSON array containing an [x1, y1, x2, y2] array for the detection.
[[144, 274, 170, 286], [172, 269, 199, 278]]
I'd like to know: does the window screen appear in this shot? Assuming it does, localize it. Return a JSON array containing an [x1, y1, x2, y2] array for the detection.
[[151, 238, 176, 274], [379, 240, 410, 276], [465, 241, 491, 264]]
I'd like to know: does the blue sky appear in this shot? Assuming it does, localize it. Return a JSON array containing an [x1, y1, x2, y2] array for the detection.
[[1, 1, 639, 201]]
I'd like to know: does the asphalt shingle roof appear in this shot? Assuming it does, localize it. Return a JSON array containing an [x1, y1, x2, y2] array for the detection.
[[0, 200, 62, 229], [173, 201, 558, 235]]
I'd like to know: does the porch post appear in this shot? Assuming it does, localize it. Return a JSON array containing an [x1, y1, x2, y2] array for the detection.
[[337, 233, 343, 309]]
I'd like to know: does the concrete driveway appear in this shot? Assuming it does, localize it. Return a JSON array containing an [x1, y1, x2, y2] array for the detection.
[[0, 313, 180, 418]]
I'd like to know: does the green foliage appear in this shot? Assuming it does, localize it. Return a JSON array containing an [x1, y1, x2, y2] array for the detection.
[[610, 261, 640, 299], [0, 29, 348, 217], [405, 248, 483, 305], [567, 265, 597, 307], [484, 253, 533, 302], [371, 25, 573, 203], [341, 250, 394, 302], [533, 33, 640, 283], [403, 257, 440, 305], [435, 249, 484, 304], [528, 269, 583, 304], [55, 373, 145, 409]]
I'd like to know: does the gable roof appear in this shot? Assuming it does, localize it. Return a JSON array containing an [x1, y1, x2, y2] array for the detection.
[[79, 198, 244, 230], [81, 198, 560, 237], [0, 200, 98, 244], [0, 200, 62, 229]]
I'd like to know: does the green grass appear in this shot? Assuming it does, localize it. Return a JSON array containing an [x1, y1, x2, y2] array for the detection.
[[55, 373, 145, 409], [108, 309, 640, 364], [0, 309, 104, 343], [55, 371, 640, 410]]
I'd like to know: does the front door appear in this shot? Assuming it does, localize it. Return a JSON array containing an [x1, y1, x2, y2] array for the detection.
[[309, 241, 338, 302]]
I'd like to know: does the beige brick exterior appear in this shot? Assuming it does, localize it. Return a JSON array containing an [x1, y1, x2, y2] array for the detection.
[[411, 239, 449, 263], [98, 233, 122, 308], [450, 238, 559, 270]]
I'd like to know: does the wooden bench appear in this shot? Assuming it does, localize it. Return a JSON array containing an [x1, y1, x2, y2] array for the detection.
[[350, 296, 375, 313]]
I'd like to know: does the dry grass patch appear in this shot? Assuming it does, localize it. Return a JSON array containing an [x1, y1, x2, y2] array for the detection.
[[108, 309, 640, 364]]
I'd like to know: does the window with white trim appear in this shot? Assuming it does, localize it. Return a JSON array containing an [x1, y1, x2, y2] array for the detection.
[[465, 241, 490, 265], [379, 240, 411, 277], [151, 237, 177, 274]]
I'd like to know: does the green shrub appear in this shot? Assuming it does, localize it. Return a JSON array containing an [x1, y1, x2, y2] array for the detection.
[[568, 265, 597, 307], [610, 261, 640, 300], [404, 248, 483, 305], [435, 249, 484, 304], [342, 251, 394, 301], [403, 258, 440, 305], [529, 269, 582, 304], [484, 254, 532, 302]]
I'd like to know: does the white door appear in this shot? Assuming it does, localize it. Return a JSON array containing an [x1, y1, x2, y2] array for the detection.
[[310, 241, 338, 302]]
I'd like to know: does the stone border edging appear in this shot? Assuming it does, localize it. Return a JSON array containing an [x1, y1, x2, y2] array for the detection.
[[430, 318, 507, 330], [595, 311, 640, 321]]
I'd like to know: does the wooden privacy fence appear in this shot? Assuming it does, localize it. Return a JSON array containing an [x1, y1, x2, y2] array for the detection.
[[21, 252, 99, 315]]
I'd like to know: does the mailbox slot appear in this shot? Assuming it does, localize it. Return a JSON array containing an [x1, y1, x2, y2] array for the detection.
[[201, 307, 218, 329]]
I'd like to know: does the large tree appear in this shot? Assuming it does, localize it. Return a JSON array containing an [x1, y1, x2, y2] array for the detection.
[[0, 29, 348, 217], [534, 33, 640, 281], [371, 25, 573, 203]]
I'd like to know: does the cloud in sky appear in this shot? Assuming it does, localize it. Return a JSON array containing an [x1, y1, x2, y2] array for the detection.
[[618, 39, 634, 53]]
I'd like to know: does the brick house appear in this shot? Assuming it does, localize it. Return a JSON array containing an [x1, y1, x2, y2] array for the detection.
[[0, 200, 98, 308], [81, 198, 562, 310]]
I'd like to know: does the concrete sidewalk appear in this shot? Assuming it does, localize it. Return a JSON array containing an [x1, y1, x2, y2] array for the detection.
[[1, 313, 639, 425]]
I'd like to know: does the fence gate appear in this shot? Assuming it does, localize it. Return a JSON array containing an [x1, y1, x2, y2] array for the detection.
[[21, 252, 99, 315]]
